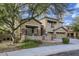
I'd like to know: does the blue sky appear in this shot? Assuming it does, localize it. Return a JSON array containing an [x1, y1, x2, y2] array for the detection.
[[64, 3, 79, 25], [21, 3, 79, 25]]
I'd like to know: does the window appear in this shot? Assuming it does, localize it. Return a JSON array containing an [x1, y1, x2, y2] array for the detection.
[[26, 28, 39, 36], [51, 23, 54, 28], [48, 21, 57, 28], [56, 32, 65, 34], [27, 28, 33, 36]]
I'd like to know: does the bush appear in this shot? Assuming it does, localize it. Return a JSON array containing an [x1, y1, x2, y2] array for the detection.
[[20, 42, 39, 49], [62, 37, 69, 44], [22, 39, 42, 44], [19, 39, 42, 49]]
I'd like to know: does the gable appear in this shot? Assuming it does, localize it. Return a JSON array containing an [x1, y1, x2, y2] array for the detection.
[[24, 19, 42, 26], [54, 27, 68, 32]]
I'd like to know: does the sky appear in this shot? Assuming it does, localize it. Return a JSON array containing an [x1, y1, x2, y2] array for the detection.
[[21, 3, 79, 25], [64, 3, 79, 25]]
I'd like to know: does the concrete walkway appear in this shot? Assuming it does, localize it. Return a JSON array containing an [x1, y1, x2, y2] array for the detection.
[[0, 39, 79, 56]]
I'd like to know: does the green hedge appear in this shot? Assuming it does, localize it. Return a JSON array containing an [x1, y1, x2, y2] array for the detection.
[[22, 39, 42, 44], [62, 38, 69, 44], [19, 39, 42, 49]]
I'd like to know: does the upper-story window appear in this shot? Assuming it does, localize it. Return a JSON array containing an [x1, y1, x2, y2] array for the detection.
[[48, 22, 57, 28], [68, 27, 72, 30], [48, 20, 57, 28], [51, 23, 54, 28]]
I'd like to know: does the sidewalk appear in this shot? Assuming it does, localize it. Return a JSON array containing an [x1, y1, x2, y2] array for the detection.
[[0, 39, 79, 56]]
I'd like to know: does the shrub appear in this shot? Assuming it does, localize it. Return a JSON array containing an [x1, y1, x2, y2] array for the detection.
[[20, 42, 39, 49], [19, 39, 42, 49], [22, 39, 42, 44], [62, 37, 69, 44]]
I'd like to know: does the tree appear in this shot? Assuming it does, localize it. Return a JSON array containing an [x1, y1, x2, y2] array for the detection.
[[72, 16, 79, 37], [47, 3, 71, 19], [0, 3, 71, 43], [0, 3, 49, 43]]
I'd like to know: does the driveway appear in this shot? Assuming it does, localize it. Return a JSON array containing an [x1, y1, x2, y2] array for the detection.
[[0, 38, 79, 56], [53, 38, 79, 44], [70, 38, 79, 44]]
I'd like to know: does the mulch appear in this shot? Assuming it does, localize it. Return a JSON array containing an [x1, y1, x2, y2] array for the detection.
[[0, 46, 21, 53]]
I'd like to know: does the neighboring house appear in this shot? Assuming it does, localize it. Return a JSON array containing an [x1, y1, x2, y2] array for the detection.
[[66, 26, 78, 38]]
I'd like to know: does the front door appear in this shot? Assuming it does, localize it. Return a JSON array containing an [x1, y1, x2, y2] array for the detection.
[[70, 33, 74, 38]]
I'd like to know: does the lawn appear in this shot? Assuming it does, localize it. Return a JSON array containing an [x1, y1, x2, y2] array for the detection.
[[18, 39, 42, 49]]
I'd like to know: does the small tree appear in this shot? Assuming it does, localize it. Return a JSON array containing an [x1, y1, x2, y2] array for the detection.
[[72, 16, 79, 38]]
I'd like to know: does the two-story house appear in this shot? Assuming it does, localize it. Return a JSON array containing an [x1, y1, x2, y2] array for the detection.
[[2, 17, 79, 42]]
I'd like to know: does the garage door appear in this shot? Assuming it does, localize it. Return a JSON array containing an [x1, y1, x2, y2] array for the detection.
[[56, 32, 66, 38]]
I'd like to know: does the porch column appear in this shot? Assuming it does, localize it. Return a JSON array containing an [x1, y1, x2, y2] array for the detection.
[[65, 32, 67, 37], [38, 27, 41, 36], [54, 32, 56, 38], [74, 32, 76, 38]]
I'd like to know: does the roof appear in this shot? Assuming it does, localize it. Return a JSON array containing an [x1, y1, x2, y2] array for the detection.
[[47, 20, 57, 23], [53, 27, 68, 32], [21, 18, 42, 24], [41, 16, 59, 21]]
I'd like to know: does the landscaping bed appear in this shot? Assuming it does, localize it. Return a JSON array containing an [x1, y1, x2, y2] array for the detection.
[[0, 41, 22, 53]]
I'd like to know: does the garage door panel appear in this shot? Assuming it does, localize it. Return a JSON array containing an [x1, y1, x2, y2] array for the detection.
[[56, 32, 66, 38]]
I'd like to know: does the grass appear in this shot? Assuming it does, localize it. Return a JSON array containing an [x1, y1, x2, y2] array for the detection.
[[0, 40, 42, 52], [19, 39, 42, 49]]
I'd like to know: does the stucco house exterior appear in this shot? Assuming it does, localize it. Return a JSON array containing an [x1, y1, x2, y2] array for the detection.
[[66, 26, 79, 38], [2, 16, 79, 42], [53, 27, 68, 38], [19, 17, 68, 41], [20, 19, 44, 41], [40, 17, 68, 40], [15, 18, 79, 41]]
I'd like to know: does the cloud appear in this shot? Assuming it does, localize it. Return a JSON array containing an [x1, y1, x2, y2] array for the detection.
[[71, 12, 79, 18], [71, 14, 76, 18], [75, 4, 79, 8]]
